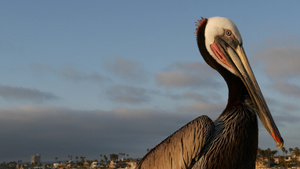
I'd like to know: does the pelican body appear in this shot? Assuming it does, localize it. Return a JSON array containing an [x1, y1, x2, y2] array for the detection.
[[136, 17, 283, 169]]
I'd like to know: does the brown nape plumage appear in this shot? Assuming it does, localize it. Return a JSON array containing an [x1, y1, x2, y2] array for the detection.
[[135, 16, 283, 169], [195, 18, 214, 70]]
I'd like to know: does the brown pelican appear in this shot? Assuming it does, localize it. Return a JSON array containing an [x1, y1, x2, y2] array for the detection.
[[135, 17, 284, 169]]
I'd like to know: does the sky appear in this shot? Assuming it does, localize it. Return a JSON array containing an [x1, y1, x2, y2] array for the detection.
[[0, 0, 300, 163]]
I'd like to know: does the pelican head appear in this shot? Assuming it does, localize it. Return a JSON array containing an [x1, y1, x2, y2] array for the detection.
[[196, 16, 284, 149]]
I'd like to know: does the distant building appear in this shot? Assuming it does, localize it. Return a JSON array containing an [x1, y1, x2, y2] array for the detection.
[[90, 161, 98, 168], [126, 161, 137, 169], [108, 161, 116, 168], [31, 154, 41, 165]]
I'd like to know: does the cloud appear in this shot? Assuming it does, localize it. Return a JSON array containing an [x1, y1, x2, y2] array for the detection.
[[0, 85, 58, 103], [105, 85, 151, 104], [168, 92, 206, 101], [0, 103, 296, 162], [165, 91, 224, 103], [167, 62, 214, 74], [156, 61, 222, 88], [249, 34, 300, 53], [254, 47, 300, 78], [273, 113, 300, 127], [177, 101, 225, 120], [263, 35, 300, 48], [262, 96, 300, 129], [60, 66, 111, 83], [30, 63, 55, 73], [156, 71, 202, 87], [266, 97, 299, 112], [274, 82, 300, 97], [30, 63, 111, 84], [0, 105, 195, 162], [103, 56, 148, 82]]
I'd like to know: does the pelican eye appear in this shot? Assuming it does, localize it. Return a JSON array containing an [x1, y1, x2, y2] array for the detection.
[[225, 30, 232, 36]]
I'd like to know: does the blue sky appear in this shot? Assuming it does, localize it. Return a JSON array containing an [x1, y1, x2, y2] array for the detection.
[[0, 1, 300, 162]]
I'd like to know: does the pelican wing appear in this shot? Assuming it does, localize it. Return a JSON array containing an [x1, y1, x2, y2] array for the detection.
[[136, 115, 214, 169]]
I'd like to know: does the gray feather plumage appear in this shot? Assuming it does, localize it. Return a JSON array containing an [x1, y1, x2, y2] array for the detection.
[[136, 104, 258, 169], [136, 115, 214, 169]]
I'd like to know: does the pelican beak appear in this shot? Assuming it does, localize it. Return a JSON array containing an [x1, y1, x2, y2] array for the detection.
[[211, 38, 284, 149], [225, 44, 284, 149]]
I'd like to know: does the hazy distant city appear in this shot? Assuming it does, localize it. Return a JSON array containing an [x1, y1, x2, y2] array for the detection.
[[0, 147, 299, 169]]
